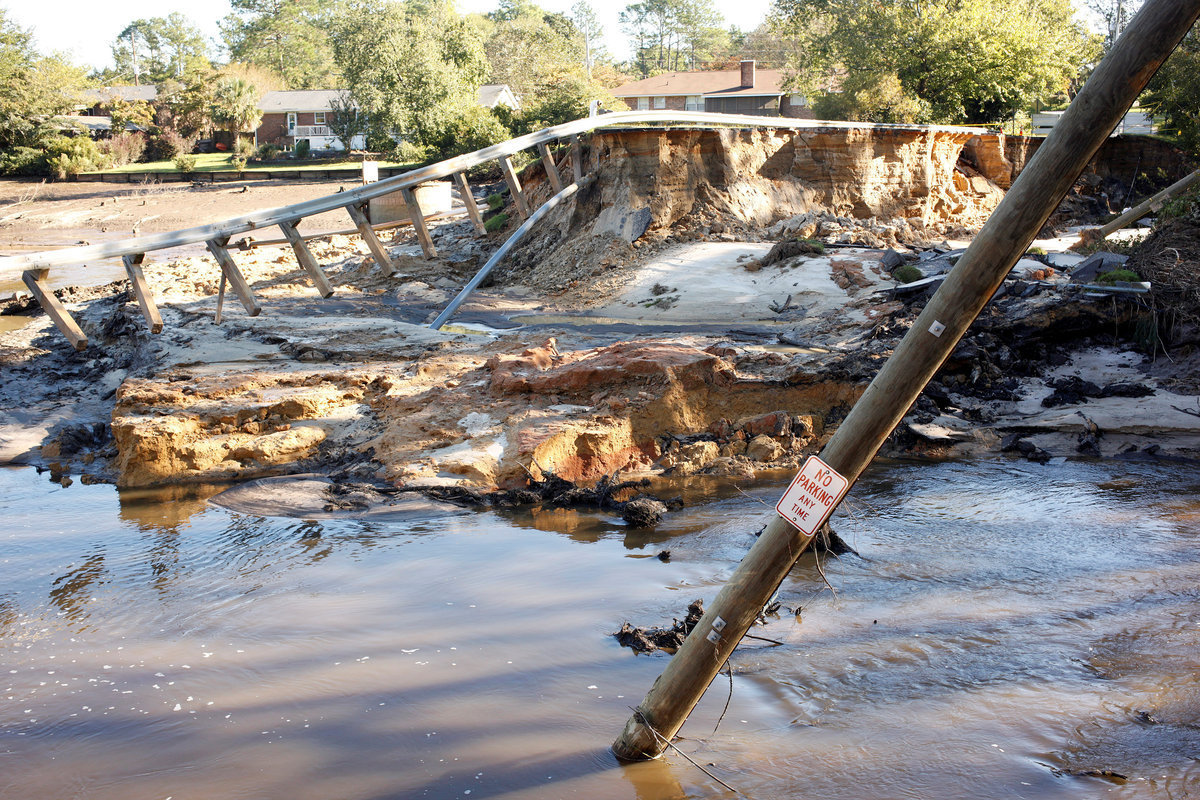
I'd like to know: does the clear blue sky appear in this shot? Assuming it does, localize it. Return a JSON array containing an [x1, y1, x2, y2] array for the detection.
[[8, 0, 775, 73]]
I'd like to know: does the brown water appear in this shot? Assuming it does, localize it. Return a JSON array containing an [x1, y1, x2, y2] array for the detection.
[[2, 459, 1198, 799]]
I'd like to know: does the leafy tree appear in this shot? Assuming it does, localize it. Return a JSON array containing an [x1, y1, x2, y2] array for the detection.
[[773, 0, 1099, 125], [0, 9, 90, 155], [154, 75, 215, 137], [570, 1, 605, 76], [1084, 0, 1144, 49], [1142, 26, 1200, 155], [333, 0, 487, 149], [507, 70, 617, 133], [108, 98, 154, 132], [220, 0, 341, 90], [619, 0, 726, 77], [110, 13, 211, 85], [210, 77, 262, 138], [424, 105, 510, 159], [480, 4, 587, 100], [327, 90, 365, 150]]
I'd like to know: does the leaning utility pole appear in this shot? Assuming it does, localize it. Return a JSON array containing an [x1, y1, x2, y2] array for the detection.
[[613, 0, 1200, 761]]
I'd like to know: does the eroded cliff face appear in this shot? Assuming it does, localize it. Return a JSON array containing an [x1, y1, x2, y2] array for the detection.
[[582, 126, 1004, 239], [106, 338, 866, 489]]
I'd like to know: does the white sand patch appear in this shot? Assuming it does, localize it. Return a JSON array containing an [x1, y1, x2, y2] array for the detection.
[[457, 412, 496, 436], [589, 242, 893, 325]]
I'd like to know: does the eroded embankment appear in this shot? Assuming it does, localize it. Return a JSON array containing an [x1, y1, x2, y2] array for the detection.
[[107, 338, 863, 489]]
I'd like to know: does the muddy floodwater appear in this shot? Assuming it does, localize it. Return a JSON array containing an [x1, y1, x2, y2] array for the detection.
[[2, 458, 1198, 799]]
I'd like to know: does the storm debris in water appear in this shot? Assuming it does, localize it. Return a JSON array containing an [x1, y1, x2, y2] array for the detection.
[[614, 600, 705, 654], [374, 471, 680, 524]]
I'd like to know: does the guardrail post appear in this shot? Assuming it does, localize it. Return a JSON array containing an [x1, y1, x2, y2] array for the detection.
[[453, 172, 487, 235], [537, 142, 564, 193], [499, 156, 530, 220], [570, 135, 584, 183], [401, 187, 438, 259], [21, 269, 87, 350], [278, 219, 335, 298], [121, 254, 163, 333], [345, 202, 397, 276], [205, 237, 262, 316]]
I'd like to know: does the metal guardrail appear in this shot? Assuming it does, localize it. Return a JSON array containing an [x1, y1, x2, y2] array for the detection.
[[3, 111, 988, 350]]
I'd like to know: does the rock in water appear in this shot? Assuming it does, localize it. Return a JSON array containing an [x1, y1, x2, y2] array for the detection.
[[622, 497, 668, 527]]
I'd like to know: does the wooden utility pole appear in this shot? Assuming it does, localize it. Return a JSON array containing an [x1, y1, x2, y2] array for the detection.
[[612, 0, 1200, 761]]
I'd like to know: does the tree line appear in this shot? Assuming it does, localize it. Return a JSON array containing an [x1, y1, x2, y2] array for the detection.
[[0, 0, 1197, 179]]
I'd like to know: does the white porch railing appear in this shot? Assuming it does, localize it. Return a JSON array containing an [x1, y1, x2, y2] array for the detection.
[[294, 125, 331, 137]]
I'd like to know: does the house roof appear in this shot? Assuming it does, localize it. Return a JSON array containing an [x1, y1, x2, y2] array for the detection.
[[478, 84, 520, 110], [612, 67, 790, 98], [258, 90, 346, 113], [84, 85, 158, 104]]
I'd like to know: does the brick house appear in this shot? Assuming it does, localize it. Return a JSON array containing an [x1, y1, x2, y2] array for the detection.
[[254, 90, 366, 152], [612, 60, 812, 118]]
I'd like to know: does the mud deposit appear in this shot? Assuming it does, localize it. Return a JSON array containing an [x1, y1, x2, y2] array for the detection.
[[3, 457, 1199, 799]]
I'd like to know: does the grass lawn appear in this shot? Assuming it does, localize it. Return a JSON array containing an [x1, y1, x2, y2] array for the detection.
[[95, 152, 412, 175]]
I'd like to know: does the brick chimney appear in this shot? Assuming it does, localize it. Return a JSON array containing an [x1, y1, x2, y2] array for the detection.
[[740, 60, 755, 89]]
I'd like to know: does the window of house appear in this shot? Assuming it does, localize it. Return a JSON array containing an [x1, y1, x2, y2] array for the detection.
[[287, 112, 297, 132], [686, 95, 702, 111], [652, 96, 666, 109], [636, 97, 650, 110], [313, 111, 326, 125]]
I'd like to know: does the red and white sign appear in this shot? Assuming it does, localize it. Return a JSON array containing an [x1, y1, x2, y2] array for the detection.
[[776, 456, 850, 534]]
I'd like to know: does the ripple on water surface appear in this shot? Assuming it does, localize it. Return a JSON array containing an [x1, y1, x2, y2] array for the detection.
[[1, 458, 1198, 799]]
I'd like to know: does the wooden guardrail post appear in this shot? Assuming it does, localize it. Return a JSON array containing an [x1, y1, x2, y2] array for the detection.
[[205, 237, 262, 316], [22, 269, 87, 350], [569, 135, 583, 183], [453, 172, 487, 235], [537, 142, 564, 193], [611, 0, 1200, 762], [401, 187, 438, 259], [346, 202, 397, 276], [121, 254, 163, 333], [499, 156, 530, 220], [278, 219, 335, 298]]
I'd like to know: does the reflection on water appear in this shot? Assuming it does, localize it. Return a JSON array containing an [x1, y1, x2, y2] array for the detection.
[[1, 459, 1198, 799]]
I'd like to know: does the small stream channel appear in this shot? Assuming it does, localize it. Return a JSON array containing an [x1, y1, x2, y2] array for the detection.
[[2, 457, 1198, 799]]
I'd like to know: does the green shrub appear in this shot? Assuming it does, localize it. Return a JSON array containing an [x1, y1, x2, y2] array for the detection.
[[394, 139, 427, 164], [425, 106, 510, 161], [44, 137, 111, 178], [234, 138, 255, 158], [893, 264, 925, 284], [145, 129, 196, 161], [294, 139, 311, 159], [0, 146, 46, 176], [484, 212, 508, 232], [1026, 246, 1046, 256], [1161, 184, 1200, 223], [100, 132, 147, 166], [1097, 268, 1141, 284], [791, 238, 825, 253], [486, 193, 504, 211], [231, 155, 247, 171], [255, 143, 282, 160], [174, 154, 198, 173]]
